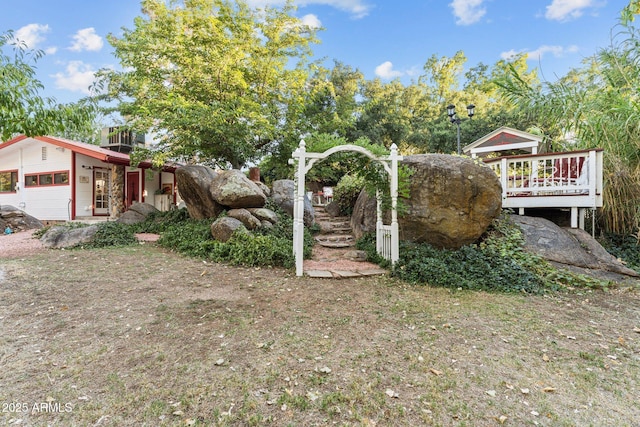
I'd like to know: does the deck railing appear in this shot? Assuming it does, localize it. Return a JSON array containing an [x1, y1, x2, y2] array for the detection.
[[483, 149, 604, 227]]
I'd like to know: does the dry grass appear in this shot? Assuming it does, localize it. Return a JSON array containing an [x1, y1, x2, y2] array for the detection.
[[1, 245, 639, 426]]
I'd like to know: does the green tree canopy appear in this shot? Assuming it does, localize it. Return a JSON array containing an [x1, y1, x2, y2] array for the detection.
[[0, 31, 96, 142], [97, 0, 318, 169]]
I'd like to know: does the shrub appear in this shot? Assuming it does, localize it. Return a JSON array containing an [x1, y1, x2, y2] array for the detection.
[[357, 213, 611, 293], [155, 203, 313, 268], [85, 221, 137, 248], [332, 174, 365, 216], [599, 233, 640, 273]]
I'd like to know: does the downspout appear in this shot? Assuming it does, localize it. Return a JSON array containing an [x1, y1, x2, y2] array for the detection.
[[18, 148, 26, 211], [70, 151, 76, 220]]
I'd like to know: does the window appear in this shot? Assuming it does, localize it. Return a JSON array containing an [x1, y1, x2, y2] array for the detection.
[[24, 170, 69, 187], [0, 170, 18, 192], [54, 172, 69, 185]]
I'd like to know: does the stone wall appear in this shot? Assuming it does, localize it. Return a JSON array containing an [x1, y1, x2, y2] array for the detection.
[[110, 164, 125, 218]]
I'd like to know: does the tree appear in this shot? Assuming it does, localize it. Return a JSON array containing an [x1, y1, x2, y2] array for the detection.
[[97, 0, 318, 169], [0, 31, 96, 142]]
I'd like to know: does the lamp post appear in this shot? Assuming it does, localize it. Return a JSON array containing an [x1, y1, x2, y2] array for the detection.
[[446, 104, 475, 155]]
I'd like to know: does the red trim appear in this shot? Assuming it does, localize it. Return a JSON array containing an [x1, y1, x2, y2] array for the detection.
[[71, 152, 76, 220], [92, 168, 110, 216], [141, 168, 146, 203], [24, 170, 70, 187]]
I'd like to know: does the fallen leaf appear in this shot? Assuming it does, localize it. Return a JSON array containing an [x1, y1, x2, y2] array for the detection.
[[542, 387, 556, 393], [172, 410, 184, 416], [496, 415, 508, 424], [618, 337, 626, 346], [430, 368, 442, 376], [486, 390, 497, 397], [542, 354, 549, 362], [200, 270, 207, 276]]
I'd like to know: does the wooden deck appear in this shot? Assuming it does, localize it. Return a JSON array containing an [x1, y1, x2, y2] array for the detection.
[[483, 149, 604, 228]]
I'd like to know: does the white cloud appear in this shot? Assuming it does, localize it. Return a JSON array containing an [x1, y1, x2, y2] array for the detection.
[[501, 44, 580, 61], [545, 0, 595, 21], [450, 0, 487, 26], [246, 0, 372, 19], [44, 47, 58, 55], [52, 61, 98, 95], [13, 23, 50, 48], [375, 61, 403, 79], [69, 28, 103, 52], [301, 13, 322, 29]]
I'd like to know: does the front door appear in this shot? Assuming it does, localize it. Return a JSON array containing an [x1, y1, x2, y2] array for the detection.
[[126, 172, 140, 209], [93, 169, 110, 216]]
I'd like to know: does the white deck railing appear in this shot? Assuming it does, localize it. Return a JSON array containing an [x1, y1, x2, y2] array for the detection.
[[483, 149, 604, 228]]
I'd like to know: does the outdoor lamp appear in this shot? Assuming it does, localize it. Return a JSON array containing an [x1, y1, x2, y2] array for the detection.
[[447, 104, 456, 120], [446, 103, 476, 155], [467, 104, 475, 119]]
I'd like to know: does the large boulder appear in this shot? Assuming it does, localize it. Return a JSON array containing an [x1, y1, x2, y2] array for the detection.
[[0, 205, 43, 233], [350, 189, 380, 240], [271, 179, 314, 226], [210, 216, 246, 242], [399, 154, 502, 248], [176, 165, 224, 219], [40, 225, 99, 249], [210, 170, 267, 209], [350, 155, 502, 248], [511, 215, 639, 281], [117, 202, 158, 225]]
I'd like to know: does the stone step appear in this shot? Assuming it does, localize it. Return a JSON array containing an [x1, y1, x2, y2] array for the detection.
[[314, 234, 356, 248]]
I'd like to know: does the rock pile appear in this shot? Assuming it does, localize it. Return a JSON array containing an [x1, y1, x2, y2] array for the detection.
[[0, 205, 43, 233], [176, 166, 314, 241]]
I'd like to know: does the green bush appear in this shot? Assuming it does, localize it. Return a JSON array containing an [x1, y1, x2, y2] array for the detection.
[[357, 213, 611, 293], [599, 233, 640, 273], [87, 221, 138, 247], [333, 174, 365, 216], [154, 203, 313, 268]]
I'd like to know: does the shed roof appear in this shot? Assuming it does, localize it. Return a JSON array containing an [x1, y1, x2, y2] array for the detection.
[[463, 127, 542, 156]]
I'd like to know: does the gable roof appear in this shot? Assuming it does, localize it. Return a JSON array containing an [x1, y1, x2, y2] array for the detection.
[[0, 135, 179, 171], [1, 135, 131, 165], [463, 126, 542, 156]]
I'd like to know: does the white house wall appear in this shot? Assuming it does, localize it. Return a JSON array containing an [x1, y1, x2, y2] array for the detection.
[[0, 138, 73, 220]]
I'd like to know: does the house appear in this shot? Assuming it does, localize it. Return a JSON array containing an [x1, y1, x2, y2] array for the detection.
[[464, 127, 603, 230], [0, 134, 178, 222]]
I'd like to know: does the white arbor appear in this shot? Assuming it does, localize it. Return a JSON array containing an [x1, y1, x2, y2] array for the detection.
[[290, 140, 403, 276]]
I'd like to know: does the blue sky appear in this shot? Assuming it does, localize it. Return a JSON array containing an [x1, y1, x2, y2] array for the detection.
[[0, 0, 632, 105]]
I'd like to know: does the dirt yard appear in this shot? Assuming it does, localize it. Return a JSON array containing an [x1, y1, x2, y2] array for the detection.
[[1, 235, 639, 426]]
